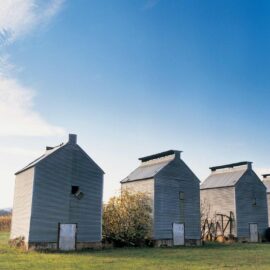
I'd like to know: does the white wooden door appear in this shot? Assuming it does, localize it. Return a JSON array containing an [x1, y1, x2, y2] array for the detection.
[[59, 224, 77, 251], [249, 223, 258, 243], [173, 223, 185, 246]]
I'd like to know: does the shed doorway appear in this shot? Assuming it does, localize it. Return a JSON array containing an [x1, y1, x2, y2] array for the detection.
[[249, 223, 258, 243], [59, 224, 77, 250], [173, 223, 185, 246]]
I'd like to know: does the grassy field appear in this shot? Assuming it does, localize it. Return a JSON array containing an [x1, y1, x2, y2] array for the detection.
[[1, 233, 270, 270]]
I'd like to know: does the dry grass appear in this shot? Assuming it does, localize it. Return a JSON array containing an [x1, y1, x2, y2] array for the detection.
[[0, 215, 11, 232]]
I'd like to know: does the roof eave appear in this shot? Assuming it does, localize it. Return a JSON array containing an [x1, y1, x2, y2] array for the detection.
[[200, 185, 235, 190], [75, 145, 105, 174], [121, 177, 154, 184], [14, 144, 66, 176], [15, 166, 34, 176]]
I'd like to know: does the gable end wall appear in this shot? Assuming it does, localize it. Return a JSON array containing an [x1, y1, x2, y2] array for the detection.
[[154, 158, 201, 240], [29, 143, 103, 243], [235, 170, 268, 239]]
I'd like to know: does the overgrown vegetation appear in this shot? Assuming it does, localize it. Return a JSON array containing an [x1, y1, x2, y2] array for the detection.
[[103, 190, 152, 247], [0, 215, 11, 232]]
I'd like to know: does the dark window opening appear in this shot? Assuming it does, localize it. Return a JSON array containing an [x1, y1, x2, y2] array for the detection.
[[71, 186, 84, 200], [71, 186, 79, 194], [179, 192, 185, 223]]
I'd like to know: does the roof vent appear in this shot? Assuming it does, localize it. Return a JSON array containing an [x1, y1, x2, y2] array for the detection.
[[69, 134, 77, 145], [210, 161, 252, 172], [139, 150, 182, 162]]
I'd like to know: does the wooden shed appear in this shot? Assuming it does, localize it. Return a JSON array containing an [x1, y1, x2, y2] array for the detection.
[[121, 150, 201, 247], [10, 134, 104, 250], [262, 174, 270, 227], [201, 162, 268, 242]]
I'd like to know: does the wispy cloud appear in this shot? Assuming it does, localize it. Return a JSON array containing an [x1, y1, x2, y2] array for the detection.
[[0, 0, 65, 137], [0, 77, 64, 136], [0, 0, 65, 45]]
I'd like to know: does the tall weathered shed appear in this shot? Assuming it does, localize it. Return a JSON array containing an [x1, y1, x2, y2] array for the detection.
[[10, 134, 104, 250], [121, 150, 201, 246], [262, 174, 270, 226], [201, 162, 268, 242]]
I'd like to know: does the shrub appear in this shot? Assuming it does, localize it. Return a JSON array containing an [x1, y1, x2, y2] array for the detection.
[[0, 215, 11, 232], [103, 190, 152, 247]]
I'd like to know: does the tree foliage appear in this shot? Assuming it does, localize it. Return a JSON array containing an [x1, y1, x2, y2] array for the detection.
[[102, 190, 152, 246]]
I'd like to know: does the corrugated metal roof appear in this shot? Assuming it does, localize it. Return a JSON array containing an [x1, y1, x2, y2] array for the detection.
[[200, 169, 247, 189], [121, 158, 173, 183], [15, 143, 66, 175], [263, 179, 270, 193]]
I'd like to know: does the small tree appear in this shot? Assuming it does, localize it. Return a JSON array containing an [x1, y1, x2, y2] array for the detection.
[[103, 190, 152, 246]]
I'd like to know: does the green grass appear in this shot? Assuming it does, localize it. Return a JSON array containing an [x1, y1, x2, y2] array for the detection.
[[1, 233, 270, 270]]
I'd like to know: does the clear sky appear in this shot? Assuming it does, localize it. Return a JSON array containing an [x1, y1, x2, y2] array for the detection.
[[1, 0, 270, 208]]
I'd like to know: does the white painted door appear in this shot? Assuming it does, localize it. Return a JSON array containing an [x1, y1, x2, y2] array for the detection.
[[249, 223, 258, 243], [59, 224, 77, 251], [173, 223, 185, 246]]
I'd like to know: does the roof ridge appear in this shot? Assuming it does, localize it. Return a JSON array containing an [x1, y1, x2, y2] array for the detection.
[[210, 161, 252, 172], [139, 150, 182, 162]]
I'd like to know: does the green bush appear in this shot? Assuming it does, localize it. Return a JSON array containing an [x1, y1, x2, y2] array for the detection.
[[103, 190, 152, 247]]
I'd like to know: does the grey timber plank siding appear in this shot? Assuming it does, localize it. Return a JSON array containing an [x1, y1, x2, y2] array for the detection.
[[235, 170, 268, 239], [30, 143, 103, 243], [154, 159, 200, 240], [10, 168, 35, 242], [262, 178, 270, 227], [267, 193, 270, 226], [121, 151, 201, 243], [200, 187, 236, 235]]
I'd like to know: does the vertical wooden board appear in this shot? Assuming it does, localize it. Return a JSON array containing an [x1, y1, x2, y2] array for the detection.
[[173, 223, 185, 246], [249, 223, 258, 242], [59, 224, 77, 250]]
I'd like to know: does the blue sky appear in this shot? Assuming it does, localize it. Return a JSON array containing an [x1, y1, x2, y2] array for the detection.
[[1, 0, 270, 208]]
